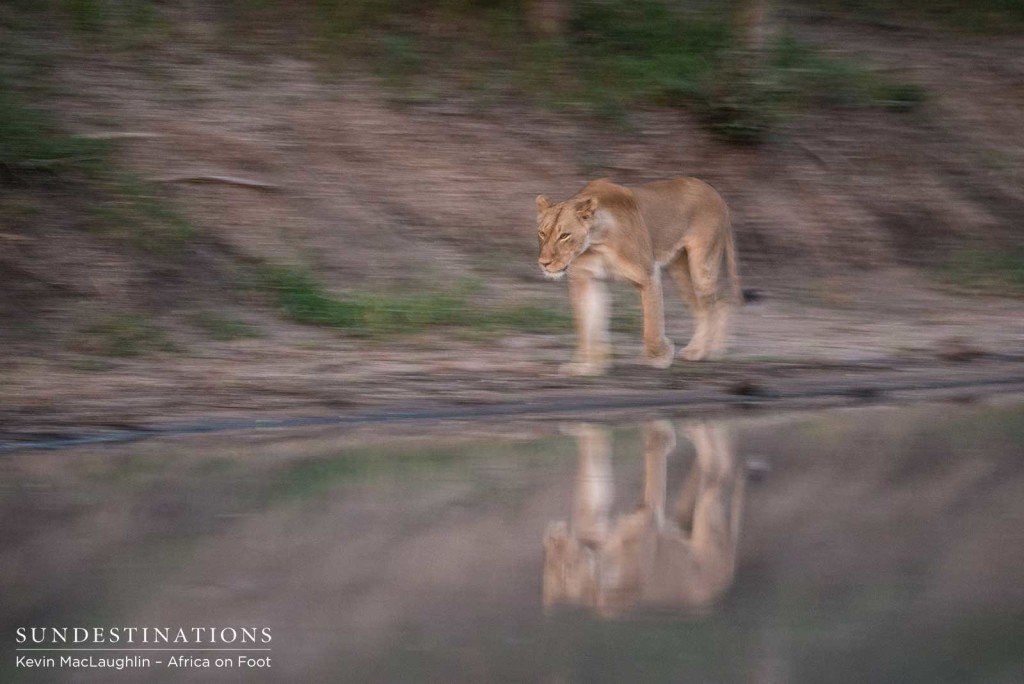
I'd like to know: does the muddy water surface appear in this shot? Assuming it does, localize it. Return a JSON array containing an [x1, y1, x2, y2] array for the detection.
[[2, 400, 1023, 683]]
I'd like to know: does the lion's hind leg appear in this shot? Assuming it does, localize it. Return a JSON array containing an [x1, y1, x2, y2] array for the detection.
[[704, 299, 736, 360], [703, 233, 738, 360], [668, 249, 715, 362]]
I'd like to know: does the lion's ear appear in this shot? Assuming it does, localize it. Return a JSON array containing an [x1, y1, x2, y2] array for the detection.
[[536, 195, 553, 212], [575, 197, 597, 221]]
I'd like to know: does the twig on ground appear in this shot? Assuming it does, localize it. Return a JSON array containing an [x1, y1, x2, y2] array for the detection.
[[150, 175, 280, 191], [80, 132, 166, 140]]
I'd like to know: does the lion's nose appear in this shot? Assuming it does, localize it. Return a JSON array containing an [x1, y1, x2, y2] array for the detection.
[[540, 258, 553, 268]]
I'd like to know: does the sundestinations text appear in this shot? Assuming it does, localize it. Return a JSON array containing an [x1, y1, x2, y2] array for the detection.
[[16, 626, 272, 645]]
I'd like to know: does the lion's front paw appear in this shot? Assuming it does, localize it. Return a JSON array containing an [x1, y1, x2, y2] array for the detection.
[[644, 339, 675, 369], [559, 360, 608, 377], [679, 344, 708, 362]]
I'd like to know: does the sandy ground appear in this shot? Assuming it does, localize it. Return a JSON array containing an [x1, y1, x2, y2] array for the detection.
[[4, 266, 1024, 445]]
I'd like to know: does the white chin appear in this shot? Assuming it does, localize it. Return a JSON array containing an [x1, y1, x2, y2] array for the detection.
[[543, 268, 566, 280]]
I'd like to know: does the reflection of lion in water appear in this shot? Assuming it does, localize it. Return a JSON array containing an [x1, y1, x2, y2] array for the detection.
[[535, 178, 741, 375], [543, 421, 744, 617]]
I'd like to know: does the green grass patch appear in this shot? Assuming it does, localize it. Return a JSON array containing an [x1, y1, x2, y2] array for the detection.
[[795, 0, 1024, 34], [0, 86, 109, 171], [249, 263, 570, 337], [939, 246, 1024, 296], [74, 314, 180, 357]]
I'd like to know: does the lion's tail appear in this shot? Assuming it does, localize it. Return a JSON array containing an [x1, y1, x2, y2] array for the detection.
[[723, 211, 743, 306]]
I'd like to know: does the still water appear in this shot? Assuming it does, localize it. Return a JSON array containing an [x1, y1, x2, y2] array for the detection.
[[2, 400, 1023, 683]]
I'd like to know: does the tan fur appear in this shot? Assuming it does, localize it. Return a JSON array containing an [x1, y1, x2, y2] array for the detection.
[[536, 178, 741, 375], [543, 421, 745, 617]]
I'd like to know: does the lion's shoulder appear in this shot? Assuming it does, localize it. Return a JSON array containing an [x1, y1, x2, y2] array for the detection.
[[579, 179, 642, 222]]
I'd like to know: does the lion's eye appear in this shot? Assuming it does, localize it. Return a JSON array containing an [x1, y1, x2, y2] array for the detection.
[[558, 233, 571, 242]]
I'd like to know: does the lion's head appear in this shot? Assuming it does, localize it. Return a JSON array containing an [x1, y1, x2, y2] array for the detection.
[[542, 521, 599, 609], [535, 194, 597, 279], [542, 520, 643, 617]]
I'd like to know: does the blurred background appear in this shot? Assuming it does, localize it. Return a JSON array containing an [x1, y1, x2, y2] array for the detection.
[[1, 0, 1023, 424]]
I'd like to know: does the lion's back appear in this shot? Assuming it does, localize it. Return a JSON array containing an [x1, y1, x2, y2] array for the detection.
[[631, 178, 728, 260]]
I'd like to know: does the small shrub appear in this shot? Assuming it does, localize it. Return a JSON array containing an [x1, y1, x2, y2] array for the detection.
[[696, 59, 779, 144]]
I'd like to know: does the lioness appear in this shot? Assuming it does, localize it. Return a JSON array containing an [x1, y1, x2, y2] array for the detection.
[[536, 178, 740, 375]]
